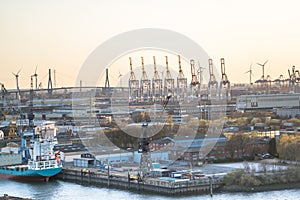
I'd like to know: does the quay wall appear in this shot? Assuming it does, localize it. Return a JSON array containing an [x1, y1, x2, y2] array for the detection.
[[57, 168, 223, 195]]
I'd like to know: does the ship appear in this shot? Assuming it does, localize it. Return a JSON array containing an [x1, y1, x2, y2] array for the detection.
[[0, 113, 63, 182]]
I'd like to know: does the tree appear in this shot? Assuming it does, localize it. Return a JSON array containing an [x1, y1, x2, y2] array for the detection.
[[277, 135, 300, 161], [268, 138, 277, 157], [227, 133, 252, 158]]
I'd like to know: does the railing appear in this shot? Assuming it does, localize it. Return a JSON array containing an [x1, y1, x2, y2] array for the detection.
[[28, 160, 61, 170]]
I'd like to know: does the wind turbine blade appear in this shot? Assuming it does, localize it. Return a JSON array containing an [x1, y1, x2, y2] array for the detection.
[[263, 60, 268, 66], [35, 65, 38, 74], [12, 72, 16, 76], [17, 69, 21, 75], [257, 63, 263, 67]]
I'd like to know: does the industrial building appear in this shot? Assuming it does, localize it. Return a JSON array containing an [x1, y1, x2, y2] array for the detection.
[[236, 93, 300, 111]]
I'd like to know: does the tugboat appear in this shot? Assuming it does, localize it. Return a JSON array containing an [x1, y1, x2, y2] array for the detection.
[[0, 112, 63, 182]]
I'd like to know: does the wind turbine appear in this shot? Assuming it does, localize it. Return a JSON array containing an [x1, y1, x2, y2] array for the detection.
[[245, 64, 254, 84], [118, 71, 123, 87], [32, 66, 38, 89], [257, 60, 268, 80], [12, 69, 21, 92]]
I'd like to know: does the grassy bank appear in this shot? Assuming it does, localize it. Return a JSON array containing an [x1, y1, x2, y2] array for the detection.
[[222, 166, 300, 192]]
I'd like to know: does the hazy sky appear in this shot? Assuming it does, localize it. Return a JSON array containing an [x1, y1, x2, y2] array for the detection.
[[1, 0, 300, 89]]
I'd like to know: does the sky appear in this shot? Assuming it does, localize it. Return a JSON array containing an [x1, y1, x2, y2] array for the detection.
[[1, 0, 300, 89]]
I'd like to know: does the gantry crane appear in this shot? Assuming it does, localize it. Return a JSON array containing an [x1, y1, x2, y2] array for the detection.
[[129, 57, 140, 102], [197, 61, 205, 89], [177, 55, 187, 101], [1, 83, 8, 101], [288, 65, 299, 92], [207, 59, 218, 99], [152, 56, 163, 101], [219, 58, 230, 100], [164, 56, 175, 101], [140, 57, 151, 102], [190, 59, 199, 97]]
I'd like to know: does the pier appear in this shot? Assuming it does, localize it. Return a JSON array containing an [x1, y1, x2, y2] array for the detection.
[[57, 168, 223, 195]]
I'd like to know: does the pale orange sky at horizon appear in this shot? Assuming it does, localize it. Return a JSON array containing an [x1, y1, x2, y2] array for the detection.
[[1, 0, 300, 89]]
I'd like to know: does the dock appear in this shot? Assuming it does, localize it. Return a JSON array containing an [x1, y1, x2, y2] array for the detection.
[[57, 168, 223, 195]]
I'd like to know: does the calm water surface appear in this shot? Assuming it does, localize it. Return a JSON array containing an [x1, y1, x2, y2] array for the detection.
[[0, 179, 299, 200]]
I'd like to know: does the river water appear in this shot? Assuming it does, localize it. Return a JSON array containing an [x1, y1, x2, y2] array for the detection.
[[0, 179, 299, 200]]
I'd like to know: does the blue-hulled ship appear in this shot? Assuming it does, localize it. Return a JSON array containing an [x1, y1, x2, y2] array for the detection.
[[0, 112, 62, 182]]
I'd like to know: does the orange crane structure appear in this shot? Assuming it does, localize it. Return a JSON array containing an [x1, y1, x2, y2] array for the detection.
[[140, 57, 151, 102], [152, 56, 163, 101], [207, 59, 218, 99], [164, 56, 175, 101], [176, 55, 187, 101], [129, 57, 140, 102], [190, 59, 200, 97], [219, 58, 231, 100]]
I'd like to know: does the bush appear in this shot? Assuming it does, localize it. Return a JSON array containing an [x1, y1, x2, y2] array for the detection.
[[240, 174, 261, 186], [223, 170, 244, 185]]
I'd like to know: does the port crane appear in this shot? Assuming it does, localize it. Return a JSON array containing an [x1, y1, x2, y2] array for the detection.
[[129, 57, 139, 102], [197, 61, 205, 89], [207, 59, 218, 99], [152, 56, 163, 101], [219, 58, 230, 100], [190, 59, 199, 96], [177, 55, 187, 101], [1, 83, 8, 101], [140, 57, 151, 102], [288, 65, 299, 92], [164, 56, 175, 101]]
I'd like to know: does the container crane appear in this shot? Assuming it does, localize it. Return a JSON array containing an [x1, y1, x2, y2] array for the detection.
[[177, 55, 187, 101], [197, 60, 205, 89], [140, 57, 151, 102], [219, 58, 230, 100], [288, 65, 299, 92], [152, 56, 162, 101], [129, 57, 139, 102], [1, 83, 8, 100], [190, 59, 199, 96], [207, 59, 218, 99], [164, 56, 175, 101]]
